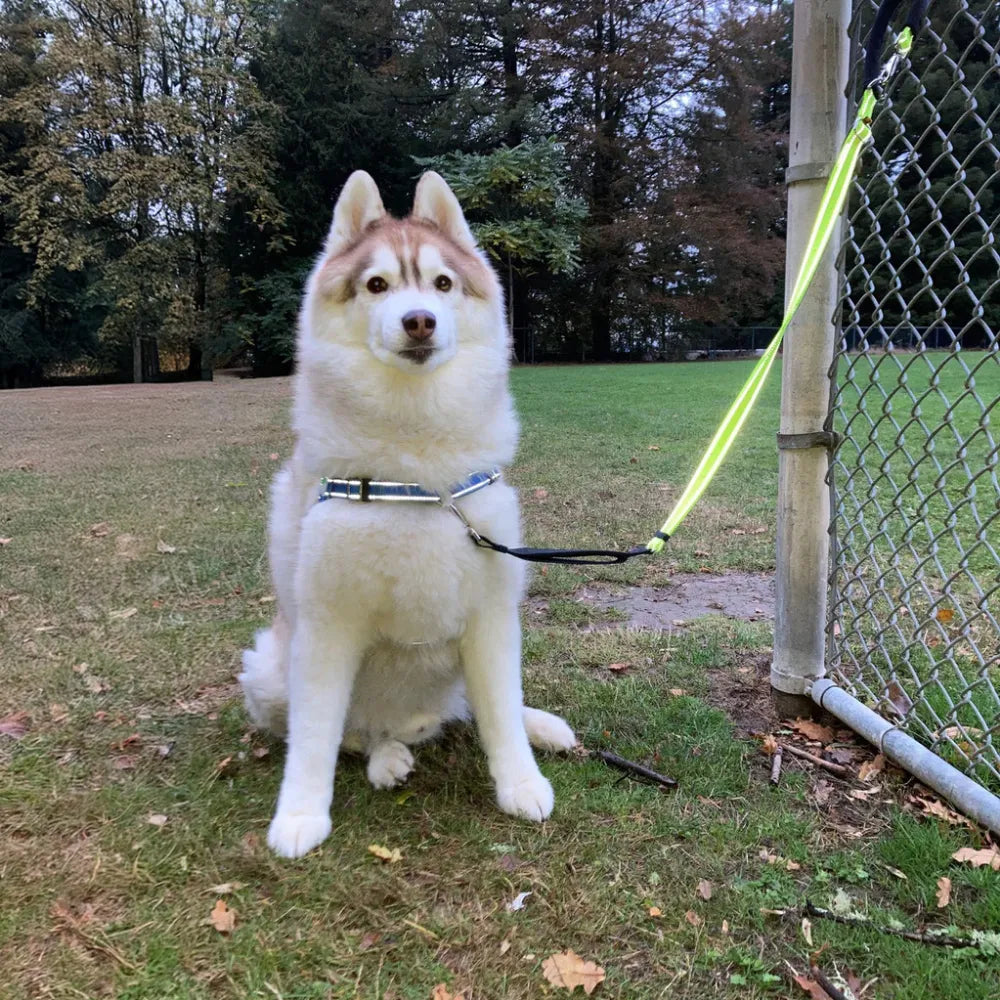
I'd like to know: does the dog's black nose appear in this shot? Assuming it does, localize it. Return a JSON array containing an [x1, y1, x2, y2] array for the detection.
[[402, 310, 436, 342]]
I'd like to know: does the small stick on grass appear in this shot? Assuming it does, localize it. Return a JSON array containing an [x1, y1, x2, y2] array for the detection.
[[770, 746, 783, 785], [810, 966, 848, 1000], [594, 750, 678, 789], [805, 900, 981, 949], [783, 743, 852, 777]]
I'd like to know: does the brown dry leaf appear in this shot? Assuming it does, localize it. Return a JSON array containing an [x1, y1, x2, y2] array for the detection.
[[208, 899, 236, 934], [825, 747, 856, 765], [761, 734, 779, 755], [533, 488, 549, 501], [208, 882, 246, 895], [647, 445, 660, 451], [0, 711, 31, 739], [812, 780, 833, 806], [89, 522, 111, 537], [268, 452, 280, 461], [791, 718, 834, 744], [83, 674, 110, 694], [607, 662, 630, 674], [648, 906, 662, 917], [146, 814, 168, 827], [759, 849, 801, 871], [109, 606, 138, 620], [668, 688, 688, 697], [936, 876, 952, 909], [112, 755, 137, 770], [684, 910, 703, 927], [156, 539, 177, 554], [910, 794, 974, 828], [431, 985, 465, 1000], [697, 880, 713, 901], [252, 746, 270, 759], [801, 917, 813, 946], [858, 753, 886, 782], [49, 704, 69, 724], [952, 846, 1000, 870], [368, 843, 403, 864], [793, 973, 829, 1000], [499, 938, 512, 955], [935, 608, 955, 624], [885, 680, 913, 717], [541, 950, 606, 995]]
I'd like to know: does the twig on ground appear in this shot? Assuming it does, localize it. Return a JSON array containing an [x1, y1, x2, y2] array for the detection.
[[783, 743, 852, 777], [770, 746, 784, 785], [804, 901, 981, 949], [52, 911, 139, 971], [810, 965, 848, 1000], [594, 750, 678, 789]]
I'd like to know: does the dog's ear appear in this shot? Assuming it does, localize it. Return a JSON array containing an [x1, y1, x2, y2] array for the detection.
[[325, 171, 385, 255], [412, 172, 477, 252]]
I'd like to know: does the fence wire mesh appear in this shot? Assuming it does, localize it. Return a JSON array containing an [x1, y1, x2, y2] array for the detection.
[[828, 0, 1000, 785]]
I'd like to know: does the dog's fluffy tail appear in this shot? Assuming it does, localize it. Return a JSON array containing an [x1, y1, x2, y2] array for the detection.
[[238, 618, 290, 737]]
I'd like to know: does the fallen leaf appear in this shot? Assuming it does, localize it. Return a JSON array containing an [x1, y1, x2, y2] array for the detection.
[[533, 488, 548, 500], [506, 891, 532, 913], [89, 522, 111, 537], [648, 905, 662, 917], [721, 919, 730, 934], [759, 849, 801, 871], [0, 537, 11, 546], [208, 882, 246, 895], [72, 662, 88, 674], [112, 755, 137, 770], [499, 938, 512, 955], [268, 452, 280, 461], [825, 747, 856, 764], [885, 680, 913, 717], [909, 794, 973, 828], [358, 931, 381, 951], [684, 909, 703, 927], [208, 898, 236, 933], [669, 688, 687, 697], [935, 608, 955, 624], [791, 718, 834, 744], [647, 445, 660, 451], [607, 662, 630, 674], [83, 674, 110, 694], [0, 711, 30, 739], [952, 846, 1000, 870], [431, 985, 465, 1000], [882, 864, 908, 880], [49, 703, 69, 723], [146, 814, 168, 827], [109, 607, 138, 620], [812, 780, 833, 806], [761, 734, 779, 755], [858, 753, 886, 782], [793, 973, 829, 1000], [497, 854, 524, 872], [368, 843, 403, 864], [156, 539, 177, 554], [936, 876, 951, 908], [801, 916, 813, 946], [541, 950, 606, 995], [697, 879, 713, 901], [258, 594, 275, 604], [252, 745, 269, 759]]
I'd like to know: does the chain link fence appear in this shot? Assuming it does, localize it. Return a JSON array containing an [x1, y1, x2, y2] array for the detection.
[[828, 0, 1000, 785]]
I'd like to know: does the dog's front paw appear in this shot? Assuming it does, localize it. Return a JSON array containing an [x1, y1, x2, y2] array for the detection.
[[523, 707, 577, 753], [367, 740, 414, 789], [496, 770, 554, 822], [267, 810, 332, 858]]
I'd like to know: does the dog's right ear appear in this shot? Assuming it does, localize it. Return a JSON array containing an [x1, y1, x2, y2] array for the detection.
[[324, 171, 385, 255]]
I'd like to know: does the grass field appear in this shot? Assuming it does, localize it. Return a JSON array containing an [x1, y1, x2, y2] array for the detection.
[[1, 363, 998, 1000]]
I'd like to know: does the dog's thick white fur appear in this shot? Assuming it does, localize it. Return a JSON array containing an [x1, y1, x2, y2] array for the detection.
[[239, 170, 576, 858]]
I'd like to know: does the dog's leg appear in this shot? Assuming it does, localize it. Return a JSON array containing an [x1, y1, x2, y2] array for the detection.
[[460, 605, 554, 821], [522, 706, 576, 753], [366, 739, 415, 789], [267, 616, 363, 859]]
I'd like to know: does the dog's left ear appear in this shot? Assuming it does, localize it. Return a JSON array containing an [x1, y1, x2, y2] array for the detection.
[[325, 171, 386, 255], [412, 172, 477, 252]]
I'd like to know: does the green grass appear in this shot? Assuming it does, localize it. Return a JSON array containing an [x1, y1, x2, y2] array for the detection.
[[1, 365, 997, 999]]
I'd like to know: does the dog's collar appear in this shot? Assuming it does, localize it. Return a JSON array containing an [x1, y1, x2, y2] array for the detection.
[[317, 468, 501, 504]]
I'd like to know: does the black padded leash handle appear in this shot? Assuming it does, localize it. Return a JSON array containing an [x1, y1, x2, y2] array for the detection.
[[863, 0, 931, 88]]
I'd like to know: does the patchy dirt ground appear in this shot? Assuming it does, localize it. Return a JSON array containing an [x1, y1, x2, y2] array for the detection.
[[576, 571, 775, 629]]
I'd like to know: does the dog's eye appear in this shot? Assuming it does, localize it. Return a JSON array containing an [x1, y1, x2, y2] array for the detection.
[[434, 275, 452, 292], [366, 276, 388, 294]]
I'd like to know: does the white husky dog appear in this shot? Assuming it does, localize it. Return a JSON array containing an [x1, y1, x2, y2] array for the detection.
[[239, 170, 576, 858]]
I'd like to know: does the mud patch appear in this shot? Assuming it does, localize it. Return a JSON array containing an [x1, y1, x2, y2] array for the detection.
[[574, 571, 775, 630]]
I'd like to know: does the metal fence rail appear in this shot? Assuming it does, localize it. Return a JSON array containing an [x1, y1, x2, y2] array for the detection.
[[828, 0, 1000, 785]]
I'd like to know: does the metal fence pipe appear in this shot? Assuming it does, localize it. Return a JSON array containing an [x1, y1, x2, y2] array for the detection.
[[772, 0, 853, 698], [812, 678, 1000, 834]]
